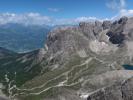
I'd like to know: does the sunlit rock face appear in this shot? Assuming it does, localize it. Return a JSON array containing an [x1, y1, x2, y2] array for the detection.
[[42, 20, 107, 61], [37, 16, 133, 67], [89, 40, 118, 54], [102, 21, 111, 30], [43, 26, 90, 65]]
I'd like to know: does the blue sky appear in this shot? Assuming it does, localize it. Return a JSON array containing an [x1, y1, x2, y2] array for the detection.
[[0, 0, 118, 18], [0, 0, 132, 25]]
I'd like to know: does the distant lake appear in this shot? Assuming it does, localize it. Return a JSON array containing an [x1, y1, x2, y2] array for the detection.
[[123, 64, 133, 70]]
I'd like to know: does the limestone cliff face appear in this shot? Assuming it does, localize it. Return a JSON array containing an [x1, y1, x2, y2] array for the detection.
[[87, 76, 133, 100], [38, 16, 133, 68], [40, 20, 109, 66]]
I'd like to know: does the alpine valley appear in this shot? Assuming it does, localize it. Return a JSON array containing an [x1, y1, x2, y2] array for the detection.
[[0, 23, 51, 53]]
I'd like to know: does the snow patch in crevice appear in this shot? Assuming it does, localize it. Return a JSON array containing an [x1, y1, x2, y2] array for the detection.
[[80, 93, 89, 99]]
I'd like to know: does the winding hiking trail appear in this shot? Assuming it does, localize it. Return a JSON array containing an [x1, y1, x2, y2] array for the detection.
[[12, 57, 110, 98]]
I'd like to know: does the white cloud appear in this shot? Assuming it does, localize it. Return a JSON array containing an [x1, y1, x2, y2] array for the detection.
[[106, 0, 126, 11], [120, 9, 133, 17], [54, 17, 104, 25], [0, 13, 53, 25], [74, 17, 99, 22], [106, 0, 133, 20], [48, 8, 59, 12], [106, 0, 120, 10], [1, 11, 133, 26], [0, 13, 104, 25], [120, 0, 126, 8]]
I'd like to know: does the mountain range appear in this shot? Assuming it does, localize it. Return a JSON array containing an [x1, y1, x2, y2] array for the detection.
[[0, 23, 51, 53], [0, 16, 133, 100]]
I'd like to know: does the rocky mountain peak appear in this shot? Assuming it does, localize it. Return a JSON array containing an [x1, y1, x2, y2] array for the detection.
[[38, 17, 133, 66]]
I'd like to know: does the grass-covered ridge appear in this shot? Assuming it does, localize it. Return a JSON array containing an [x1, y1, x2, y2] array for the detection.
[[0, 49, 43, 98], [13, 55, 113, 100]]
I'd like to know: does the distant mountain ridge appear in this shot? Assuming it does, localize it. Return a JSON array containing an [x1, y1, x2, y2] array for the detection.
[[0, 23, 51, 52], [0, 47, 17, 58]]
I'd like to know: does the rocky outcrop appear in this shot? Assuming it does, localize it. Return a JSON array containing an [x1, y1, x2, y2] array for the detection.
[[87, 76, 133, 100], [43, 26, 90, 66], [40, 20, 109, 66], [42, 16, 133, 60], [106, 17, 128, 44], [102, 21, 111, 30], [81, 70, 133, 93], [79, 21, 103, 40], [36, 16, 133, 71]]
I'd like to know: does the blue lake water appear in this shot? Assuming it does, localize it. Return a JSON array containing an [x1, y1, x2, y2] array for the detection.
[[123, 64, 133, 70]]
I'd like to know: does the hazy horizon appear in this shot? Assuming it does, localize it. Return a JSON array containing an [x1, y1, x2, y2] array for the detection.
[[0, 0, 132, 25]]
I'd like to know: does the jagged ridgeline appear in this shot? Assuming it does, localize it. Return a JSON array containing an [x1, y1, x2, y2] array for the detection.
[[0, 17, 133, 100]]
